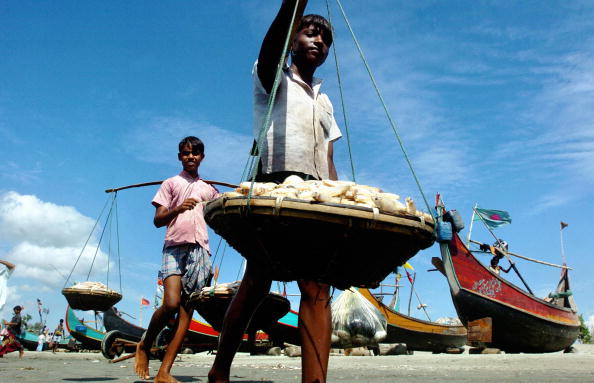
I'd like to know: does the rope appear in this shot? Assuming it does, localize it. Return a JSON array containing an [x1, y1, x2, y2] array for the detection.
[[86, 195, 117, 281], [63, 196, 111, 288], [334, 0, 434, 218], [245, 0, 302, 206], [106, 199, 112, 289], [236, 257, 246, 282], [216, 242, 228, 287], [325, 0, 356, 182], [115, 193, 122, 293]]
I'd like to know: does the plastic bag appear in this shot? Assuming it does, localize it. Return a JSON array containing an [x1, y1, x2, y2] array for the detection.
[[331, 288, 387, 348]]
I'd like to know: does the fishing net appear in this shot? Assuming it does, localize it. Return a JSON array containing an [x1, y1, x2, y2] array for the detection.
[[331, 288, 387, 348]]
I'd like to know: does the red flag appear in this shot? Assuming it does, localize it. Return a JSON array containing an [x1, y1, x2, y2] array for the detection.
[[405, 270, 414, 285], [560, 221, 569, 230], [140, 297, 150, 306], [213, 266, 220, 281]]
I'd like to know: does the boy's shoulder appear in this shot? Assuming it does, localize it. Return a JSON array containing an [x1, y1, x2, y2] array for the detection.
[[160, 173, 185, 188]]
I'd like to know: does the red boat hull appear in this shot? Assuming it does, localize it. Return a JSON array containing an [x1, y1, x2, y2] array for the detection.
[[440, 232, 579, 352]]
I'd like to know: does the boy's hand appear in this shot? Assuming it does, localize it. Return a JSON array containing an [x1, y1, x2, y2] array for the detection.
[[177, 198, 199, 212]]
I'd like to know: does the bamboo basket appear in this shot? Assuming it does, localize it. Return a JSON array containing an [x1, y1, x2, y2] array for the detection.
[[189, 283, 290, 333], [205, 196, 435, 289], [62, 287, 122, 312]]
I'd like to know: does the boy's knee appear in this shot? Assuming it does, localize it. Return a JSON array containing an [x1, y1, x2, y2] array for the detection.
[[162, 299, 181, 313], [299, 280, 331, 302]]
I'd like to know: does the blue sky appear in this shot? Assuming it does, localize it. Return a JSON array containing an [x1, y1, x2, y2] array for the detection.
[[2, 1, 594, 333]]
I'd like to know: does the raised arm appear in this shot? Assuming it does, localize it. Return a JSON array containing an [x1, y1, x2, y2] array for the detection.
[[0, 259, 15, 270], [258, 0, 308, 93]]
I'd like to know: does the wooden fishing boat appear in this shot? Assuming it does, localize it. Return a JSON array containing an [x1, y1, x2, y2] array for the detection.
[[101, 305, 274, 357], [65, 306, 105, 350], [436, 204, 580, 353], [359, 288, 467, 352], [103, 308, 145, 341], [190, 283, 290, 335], [262, 309, 300, 346], [18, 330, 49, 351]]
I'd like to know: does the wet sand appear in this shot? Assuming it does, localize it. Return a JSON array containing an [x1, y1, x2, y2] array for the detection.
[[1, 344, 593, 382]]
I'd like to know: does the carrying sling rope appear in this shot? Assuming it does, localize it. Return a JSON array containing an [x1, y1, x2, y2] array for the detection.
[[63, 192, 123, 294]]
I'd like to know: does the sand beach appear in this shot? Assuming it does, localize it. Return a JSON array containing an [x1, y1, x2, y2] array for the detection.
[[1, 344, 593, 383]]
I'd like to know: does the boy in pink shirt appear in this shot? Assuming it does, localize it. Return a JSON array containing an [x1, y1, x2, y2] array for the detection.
[[135, 136, 219, 383]]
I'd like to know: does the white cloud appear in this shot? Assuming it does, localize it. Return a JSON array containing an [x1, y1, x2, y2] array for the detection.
[[0, 191, 94, 247], [0, 191, 111, 289], [7, 242, 109, 288]]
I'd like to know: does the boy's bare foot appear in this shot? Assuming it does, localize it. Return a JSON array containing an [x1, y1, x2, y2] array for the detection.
[[134, 341, 150, 380], [153, 371, 179, 383], [207, 369, 229, 383]]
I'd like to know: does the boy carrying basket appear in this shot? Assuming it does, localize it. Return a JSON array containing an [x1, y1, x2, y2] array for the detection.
[[135, 136, 219, 383], [209, 1, 342, 382]]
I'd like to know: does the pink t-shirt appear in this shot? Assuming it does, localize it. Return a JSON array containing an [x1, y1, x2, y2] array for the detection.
[[152, 171, 220, 252]]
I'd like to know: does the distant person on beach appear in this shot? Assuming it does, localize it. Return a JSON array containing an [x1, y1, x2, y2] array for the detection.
[[134, 136, 218, 383], [0, 260, 16, 311], [208, 1, 341, 382], [51, 319, 64, 353], [36, 328, 49, 352], [0, 305, 25, 358]]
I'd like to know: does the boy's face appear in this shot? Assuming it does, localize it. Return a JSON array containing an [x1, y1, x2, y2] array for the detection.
[[292, 24, 330, 68], [178, 143, 204, 174]]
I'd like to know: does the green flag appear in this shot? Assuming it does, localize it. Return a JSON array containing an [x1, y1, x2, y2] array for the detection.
[[474, 208, 512, 229]]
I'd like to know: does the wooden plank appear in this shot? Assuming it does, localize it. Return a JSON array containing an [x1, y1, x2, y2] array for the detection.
[[467, 317, 492, 343]]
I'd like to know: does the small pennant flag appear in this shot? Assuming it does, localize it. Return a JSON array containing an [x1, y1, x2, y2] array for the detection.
[[560, 221, 569, 230], [140, 297, 150, 306], [403, 262, 414, 271], [474, 208, 512, 229], [213, 266, 220, 282]]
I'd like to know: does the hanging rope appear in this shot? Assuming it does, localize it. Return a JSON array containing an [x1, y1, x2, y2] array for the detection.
[[325, 0, 356, 182], [106, 198, 112, 289], [86, 194, 117, 281], [334, 0, 434, 218], [245, 0, 302, 205], [236, 257, 246, 282], [63, 196, 111, 288], [114, 192, 122, 292]]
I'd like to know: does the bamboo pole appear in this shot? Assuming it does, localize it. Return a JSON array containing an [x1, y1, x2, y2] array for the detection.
[[466, 202, 478, 247], [469, 239, 571, 270], [105, 179, 238, 193]]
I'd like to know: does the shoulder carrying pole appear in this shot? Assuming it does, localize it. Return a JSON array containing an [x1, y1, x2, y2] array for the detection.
[[105, 180, 238, 193]]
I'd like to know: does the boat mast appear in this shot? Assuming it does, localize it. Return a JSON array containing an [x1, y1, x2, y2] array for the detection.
[[466, 203, 478, 247], [560, 222, 568, 264]]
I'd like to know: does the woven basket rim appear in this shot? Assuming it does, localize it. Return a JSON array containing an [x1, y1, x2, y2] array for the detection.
[[206, 196, 434, 233], [62, 287, 122, 297]]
